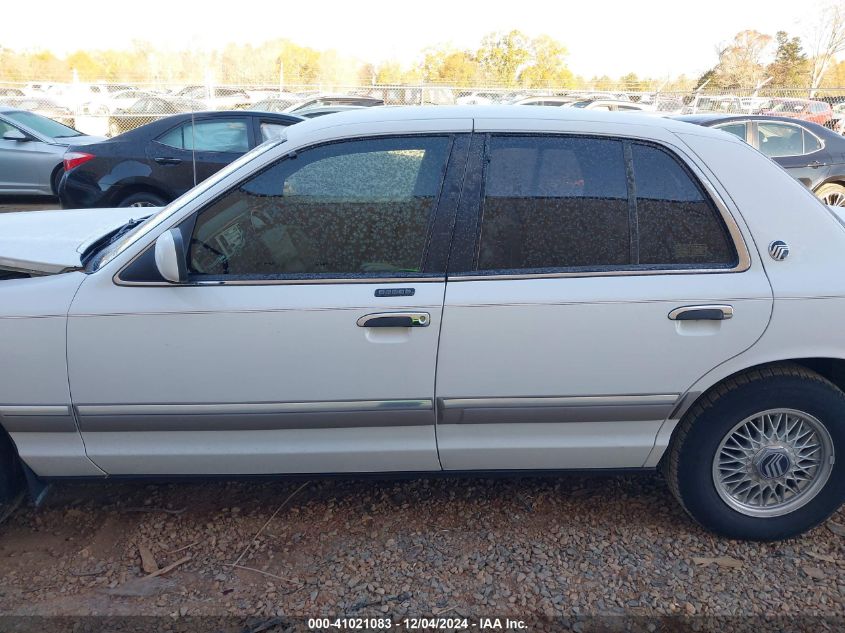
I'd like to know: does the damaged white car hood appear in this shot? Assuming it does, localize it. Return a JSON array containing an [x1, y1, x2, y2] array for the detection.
[[0, 207, 158, 275]]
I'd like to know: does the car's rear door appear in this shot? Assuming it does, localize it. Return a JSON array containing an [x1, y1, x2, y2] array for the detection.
[[753, 120, 832, 189], [67, 131, 471, 475], [187, 116, 254, 183], [435, 122, 773, 471], [148, 116, 253, 193]]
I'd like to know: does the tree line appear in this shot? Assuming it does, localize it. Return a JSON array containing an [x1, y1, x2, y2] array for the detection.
[[2, 10, 845, 93]]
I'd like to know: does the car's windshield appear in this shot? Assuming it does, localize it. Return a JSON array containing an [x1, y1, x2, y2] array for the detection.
[[5, 110, 82, 138], [88, 137, 287, 272]]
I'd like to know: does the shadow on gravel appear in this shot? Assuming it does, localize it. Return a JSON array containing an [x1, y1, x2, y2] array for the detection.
[[0, 474, 842, 619]]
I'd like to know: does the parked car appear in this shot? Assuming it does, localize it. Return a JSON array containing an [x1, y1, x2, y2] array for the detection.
[[46, 83, 136, 111], [106, 97, 203, 136], [762, 98, 833, 127], [740, 96, 773, 113], [831, 102, 845, 134], [249, 97, 301, 113], [682, 95, 743, 115], [0, 96, 76, 127], [511, 95, 580, 106], [676, 114, 845, 206], [285, 95, 384, 113], [0, 107, 103, 196], [456, 91, 507, 105], [296, 105, 369, 118], [81, 89, 157, 115], [3, 106, 845, 540], [60, 110, 303, 208], [568, 99, 654, 112], [173, 85, 251, 110]]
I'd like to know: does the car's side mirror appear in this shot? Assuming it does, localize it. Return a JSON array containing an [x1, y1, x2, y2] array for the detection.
[[2, 129, 28, 142], [154, 228, 187, 283]]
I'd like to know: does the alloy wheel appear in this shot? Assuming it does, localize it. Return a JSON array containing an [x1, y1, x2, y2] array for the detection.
[[712, 408, 834, 517]]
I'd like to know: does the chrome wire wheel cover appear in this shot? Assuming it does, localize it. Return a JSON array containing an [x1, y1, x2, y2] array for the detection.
[[129, 201, 157, 207], [822, 189, 845, 207], [712, 409, 834, 518]]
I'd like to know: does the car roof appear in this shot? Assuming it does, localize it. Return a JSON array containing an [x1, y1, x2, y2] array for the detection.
[[285, 105, 726, 138]]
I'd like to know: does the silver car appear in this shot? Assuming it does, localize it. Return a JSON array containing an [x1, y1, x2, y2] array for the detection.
[[0, 107, 103, 197]]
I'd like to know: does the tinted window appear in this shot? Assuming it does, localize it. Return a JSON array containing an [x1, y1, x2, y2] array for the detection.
[[260, 122, 288, 141], [714, 122, 747, 141], [632, 144, 736, 266], [757, 122, 804, 157], [477, 136, 630, 271], [474, 136, 736, 272], [157, 119, 249, 153], [4, 111, 81, 138], [803, 130, 822, 153], [189, 136, 450, 277]]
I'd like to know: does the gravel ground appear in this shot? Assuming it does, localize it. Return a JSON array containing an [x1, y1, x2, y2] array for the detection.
[[0, 473, 843, 627], [0, 196, 60, 213]]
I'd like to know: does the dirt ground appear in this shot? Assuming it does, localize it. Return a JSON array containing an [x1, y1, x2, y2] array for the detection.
[[0, 474, 843, 627], [0, 196, 61, 213]]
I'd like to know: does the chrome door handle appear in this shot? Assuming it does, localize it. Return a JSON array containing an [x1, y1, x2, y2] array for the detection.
[[357, 312, 430, 328], [668, 305, 734, 321]]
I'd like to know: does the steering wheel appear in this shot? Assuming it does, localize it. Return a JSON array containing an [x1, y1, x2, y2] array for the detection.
[[189, 238, 229, 274]]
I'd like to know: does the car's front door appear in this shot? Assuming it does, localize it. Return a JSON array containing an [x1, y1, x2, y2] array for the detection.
[[0, 119, 54, 195], [67, 132, 470, 475], [436, 129, 773, 471]]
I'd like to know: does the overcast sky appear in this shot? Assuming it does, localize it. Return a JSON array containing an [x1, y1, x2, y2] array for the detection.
[[3, 0, 832, 77]]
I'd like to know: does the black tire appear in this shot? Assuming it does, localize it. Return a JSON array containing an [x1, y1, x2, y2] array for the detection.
[[665, 363, 845, 540], [50, 166, 64, 197], [815, 183, 845, 207], [118, 191, 168, 208], [0, 433, 23, 507]]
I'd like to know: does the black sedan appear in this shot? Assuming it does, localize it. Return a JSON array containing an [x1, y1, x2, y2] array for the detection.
[[60, 111, 303, 208], [675, 114, 845, 206]]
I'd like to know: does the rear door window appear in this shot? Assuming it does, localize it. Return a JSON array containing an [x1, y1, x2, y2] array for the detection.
[[757, 122, 804, 157], [472, 135, 737, 274], [714, 122, 748, 142], [477, 135, 630, 271], [156, 119, 249, 153], [632, 144, 737, 266]]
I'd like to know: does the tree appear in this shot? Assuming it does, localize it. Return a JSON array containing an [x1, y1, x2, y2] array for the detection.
[[768, 31, 809, 87], [420, 46, 479, 85], [518, 35, 573, 88], [713, 30, 773, 89], [476, 30, 531, 85], [808, 4, 845, 93], [375, 62, 404, 85]]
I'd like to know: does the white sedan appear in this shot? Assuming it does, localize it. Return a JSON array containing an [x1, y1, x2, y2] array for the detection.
[[1, 106, 844, 540]]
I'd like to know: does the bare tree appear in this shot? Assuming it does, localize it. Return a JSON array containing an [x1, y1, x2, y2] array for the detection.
[[808, 3, 845, 94]]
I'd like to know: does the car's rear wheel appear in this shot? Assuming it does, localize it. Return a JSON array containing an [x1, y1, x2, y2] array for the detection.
[[816, 183, 845, 207], [118, 191, 168, 208], [665, 364, 845, 540]]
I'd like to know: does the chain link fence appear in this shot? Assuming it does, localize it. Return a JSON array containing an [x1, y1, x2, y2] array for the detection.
[[3, 81, 845, 138]]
